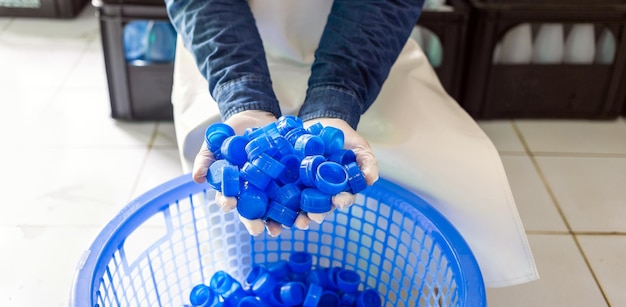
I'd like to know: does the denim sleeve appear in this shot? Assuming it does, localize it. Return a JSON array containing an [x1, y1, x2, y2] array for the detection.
[[164, 0, 282, 120], [298, 0, 425, 129]]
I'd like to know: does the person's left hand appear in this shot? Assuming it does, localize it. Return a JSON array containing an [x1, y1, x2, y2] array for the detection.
[[299, 117, 379, 225]]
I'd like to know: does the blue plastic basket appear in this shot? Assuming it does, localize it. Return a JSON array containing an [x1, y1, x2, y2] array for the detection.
[[70, 174, 486, 306]]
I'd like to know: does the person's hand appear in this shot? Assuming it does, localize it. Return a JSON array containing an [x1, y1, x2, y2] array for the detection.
[[192, 110, 285, 236], [302, 117, 379, 224]]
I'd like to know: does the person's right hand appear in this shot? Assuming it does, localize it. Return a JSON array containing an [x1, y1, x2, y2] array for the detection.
[[192, 110, 294, 237]]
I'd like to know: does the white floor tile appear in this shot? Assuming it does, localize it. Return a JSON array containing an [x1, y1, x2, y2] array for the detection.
[[515, 119, 626, 154], [477, 120, 525, 153], [0, 18, 11, 33], [132, 148, 184, 200], [0, 147, 148, 226], [153, 121, 178, 147], [535, 156, 626, 232], [37, 88, 156, 147], [577, 235, 626, 307], [63, 37, 108, 90], [486, 234, 607, 307], [0, 225, 101, 307], [501, 156, 567, 232]]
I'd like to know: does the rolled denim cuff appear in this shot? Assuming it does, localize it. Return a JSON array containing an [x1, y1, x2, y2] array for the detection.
[[214, 75, 282, 121], [298, 86, 363, 130]]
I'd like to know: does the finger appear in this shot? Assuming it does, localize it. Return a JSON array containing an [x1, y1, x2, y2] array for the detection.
[[354, 148, 379, 186], [238, 215, 265, 236], [192, 142, 216, 184], [265, 220, 283, 237], [332, 191, 357, 210], [294, 212, 311, 230], [214, 191, 238, 212], [307, 206, 336, 224]]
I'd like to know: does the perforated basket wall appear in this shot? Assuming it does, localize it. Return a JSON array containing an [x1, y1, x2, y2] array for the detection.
[[70, 175, 485, 306]]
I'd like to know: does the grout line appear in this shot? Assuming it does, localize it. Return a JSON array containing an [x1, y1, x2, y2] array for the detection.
[[511, 120, 612, 306], [532, 152, 626, 158], [526, 230, 626, 236], [125, 123, 160, 202]]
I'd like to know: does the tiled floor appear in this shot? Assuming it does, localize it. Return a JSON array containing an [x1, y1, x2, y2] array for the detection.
[[1, 6, 625, 307]]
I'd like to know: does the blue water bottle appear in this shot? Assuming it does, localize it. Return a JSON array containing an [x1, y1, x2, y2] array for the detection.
[[144, 21, 177, 62]]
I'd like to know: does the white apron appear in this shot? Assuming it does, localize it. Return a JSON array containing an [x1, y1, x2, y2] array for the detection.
[[170, 0, 539, 288]]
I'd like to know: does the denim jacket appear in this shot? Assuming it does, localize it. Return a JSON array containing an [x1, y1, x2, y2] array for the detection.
[[165, 0, 424, 129]]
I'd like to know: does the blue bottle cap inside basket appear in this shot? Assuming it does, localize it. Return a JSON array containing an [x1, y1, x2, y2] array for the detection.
[[189, 284, 218, 306], [356, 289, 382, 307], [319, 291, 341, 306], [315, 162, 348, 195], [300, 188, 332, 213], [246, 266, 278, 299], [302, 283, 323, 307], [280, 282, 307, 306], [266, 260, 290, 281], [237, 296, 265, 307], [288, 252, 313, 273], [336, 269, 361, 293]]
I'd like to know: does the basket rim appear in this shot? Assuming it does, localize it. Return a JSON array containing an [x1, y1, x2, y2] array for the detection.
[[69, 174, 486, 306]]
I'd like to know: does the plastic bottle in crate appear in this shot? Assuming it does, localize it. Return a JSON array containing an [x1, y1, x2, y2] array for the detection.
[[144, 21, 178, 63], [123, 20, 150, 61]]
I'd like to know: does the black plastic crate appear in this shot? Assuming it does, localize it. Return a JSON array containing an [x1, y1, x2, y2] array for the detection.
[[94, 0, 175, 121], [413, 0, 471, 101], [1, 0, 88, 18], [461, 0, 626, 119]]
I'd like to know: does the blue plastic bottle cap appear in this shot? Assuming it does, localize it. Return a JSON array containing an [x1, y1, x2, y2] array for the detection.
[[265, 179, 281, 200], [246, 266, 278, 298], [299, 155, 326, 187], [319, 126, 345, 155], [243, 127, 258, 138], [276, 115, 304, 135], [206, 123, 235, 152], [284, 127, 309, 145], [318, 291, 341, 306], [266, 260, 290, 281], [341, 291, 359, 307], [294, 134, 325, 157], [210, 271, 247, 307], [265, 201, 298, 227], [189, 284, 217, 306], [272, 136, 294, 158], [267, 285, 285, 306], [328, 149, 357, 166], [288, 251, 313, 273], [280, 282, 306, 306], [306, 122, 324, 135], [301, 283, 323, 307], [300, 188, 332, 214], [315, 162, 348, 195], [237, 296, 265, 307], [245, 135, 275, 162], [275, 183, 302, 211], [356, 289, 382, 307], [337, 269, 361, 293], [305, 269, 330, 288], [326, 267, 342, 291], [247, 122, 279, 140], [240, 162, 272, 190], [345, 162, 368, 193], [277, 154, 301, 186], [237, 184, 269, 220], [221, 135, 249, 167], [206, 160, 233, 191], [221, 165, 240, 197], [252, 153, 286, 179]]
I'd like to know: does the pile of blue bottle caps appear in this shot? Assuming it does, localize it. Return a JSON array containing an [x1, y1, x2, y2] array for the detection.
[[187, 252, 382, 307], [122, 20, 177, 63], [204, 115, 368, 228]]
